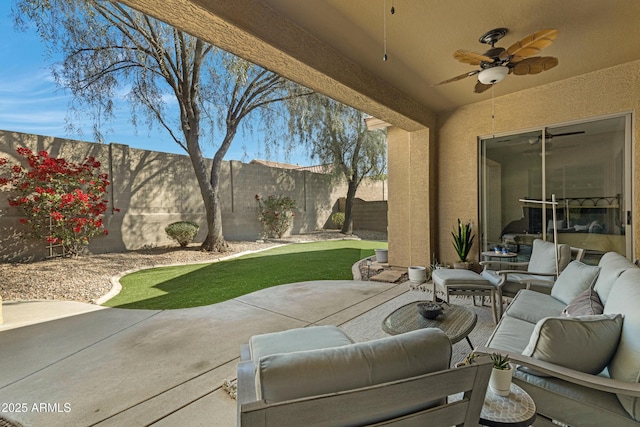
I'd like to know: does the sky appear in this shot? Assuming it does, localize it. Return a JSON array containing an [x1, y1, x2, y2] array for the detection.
[[0, 2, 315, 166]]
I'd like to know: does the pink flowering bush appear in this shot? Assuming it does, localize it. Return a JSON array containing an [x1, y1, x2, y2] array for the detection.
[[0, 147, 118, 256], [255, 194, 296, 238]]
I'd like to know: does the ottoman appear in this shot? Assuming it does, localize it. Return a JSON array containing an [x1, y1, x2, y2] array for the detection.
[[431, 269, 499, 324]]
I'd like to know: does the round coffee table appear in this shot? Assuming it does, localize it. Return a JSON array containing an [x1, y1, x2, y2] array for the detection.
[[382, 301, 477, 348]]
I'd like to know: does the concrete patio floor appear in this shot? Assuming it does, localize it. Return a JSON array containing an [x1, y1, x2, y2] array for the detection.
[[0, 280, 406, 427]]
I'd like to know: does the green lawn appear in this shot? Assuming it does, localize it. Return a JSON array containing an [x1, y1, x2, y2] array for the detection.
[[104, 240, 387, 310]]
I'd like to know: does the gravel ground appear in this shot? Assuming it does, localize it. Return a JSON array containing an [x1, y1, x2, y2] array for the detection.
[[0, 230, 387, 304]]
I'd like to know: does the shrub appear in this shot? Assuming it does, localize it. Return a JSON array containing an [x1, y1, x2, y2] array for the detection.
[[165, 221, 200, 247], [255, 194, 297, 238], [0, 148, 116, 256], [331, 212, 345, 229]]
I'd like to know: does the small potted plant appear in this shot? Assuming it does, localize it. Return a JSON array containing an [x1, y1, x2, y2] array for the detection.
[[489, 352, 513, 396], [452, 218, 475, 269]]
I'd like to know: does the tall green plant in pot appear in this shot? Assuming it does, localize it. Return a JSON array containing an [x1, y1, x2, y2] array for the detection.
[[452, 218, 475, 269]]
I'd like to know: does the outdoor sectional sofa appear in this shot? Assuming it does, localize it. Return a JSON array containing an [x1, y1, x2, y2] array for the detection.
[[479, 251, 640, 426]]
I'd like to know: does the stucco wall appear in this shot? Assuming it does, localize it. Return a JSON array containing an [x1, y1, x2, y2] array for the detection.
[[434, 59, 640, 265], [0, 130, 387, 261]]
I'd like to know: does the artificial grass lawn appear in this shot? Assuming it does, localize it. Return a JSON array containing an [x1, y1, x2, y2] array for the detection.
[[104, 240, 387, 310]]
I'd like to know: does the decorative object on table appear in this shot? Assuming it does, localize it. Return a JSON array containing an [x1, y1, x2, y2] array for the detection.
[[374, 248, 388, 263], [452, 218, 475, 269], [417, 302, 443, 319], [489, 352, 513, 396], [408, 266, 427, 284]]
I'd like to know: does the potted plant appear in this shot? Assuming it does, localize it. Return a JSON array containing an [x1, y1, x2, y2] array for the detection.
[[452, 218, 475, 269], [489, 352, 513, 396], [374, 248, 388, 263]]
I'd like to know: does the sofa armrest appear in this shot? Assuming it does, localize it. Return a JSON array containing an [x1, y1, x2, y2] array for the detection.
[[238, 360, 257, 405], [495, 269, 556, 277], [480, 261, 529, 271], [475, 346, 640, 397]]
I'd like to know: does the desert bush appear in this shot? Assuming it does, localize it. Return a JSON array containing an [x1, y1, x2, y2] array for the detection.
[[0, 148, 117, 256], [331, 212, 345, 229], [165, 221, 200, 247], [255, 194, 297, 238]]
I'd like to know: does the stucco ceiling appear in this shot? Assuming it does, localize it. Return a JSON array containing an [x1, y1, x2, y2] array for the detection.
[[260, 0, 640, 113], [121, 0, 640, 127]]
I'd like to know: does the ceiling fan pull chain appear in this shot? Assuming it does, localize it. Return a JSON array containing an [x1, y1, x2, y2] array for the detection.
[[383, 0, 395, 61], [383, 0, 388, 61]]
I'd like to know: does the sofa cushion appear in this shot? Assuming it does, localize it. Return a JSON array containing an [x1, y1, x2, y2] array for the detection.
[[528, 239, 571, 274], [604, 268, 640, 421], [256, 328, 452, 403], [551, 261, 601, 305], [522, 314, 623, 374], [503, 289, 566, 324], [485, 314, 537, 354], [594, 252, 636, 304], [528, 239, 559, 274], [563, 288, 604, 316], [249, 325, 353, 368]]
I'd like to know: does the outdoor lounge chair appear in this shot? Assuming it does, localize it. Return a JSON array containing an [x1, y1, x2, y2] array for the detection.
[[481, 238, 572, 317], [237, 326, 492, 426]]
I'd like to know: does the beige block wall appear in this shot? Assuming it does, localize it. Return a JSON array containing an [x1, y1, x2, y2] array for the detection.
[[435, 59, 640, 265], [0, 130, 386, 261]]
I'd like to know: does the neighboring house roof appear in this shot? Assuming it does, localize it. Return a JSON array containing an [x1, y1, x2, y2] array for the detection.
[[250, 159, 334, 174]]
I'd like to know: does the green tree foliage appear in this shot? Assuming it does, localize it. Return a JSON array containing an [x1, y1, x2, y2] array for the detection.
[[13, 0, 312, 252], [294, 97, 387, 234]]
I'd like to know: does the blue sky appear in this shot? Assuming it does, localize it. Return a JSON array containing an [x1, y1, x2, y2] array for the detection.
[[0, 2, 314, 165]]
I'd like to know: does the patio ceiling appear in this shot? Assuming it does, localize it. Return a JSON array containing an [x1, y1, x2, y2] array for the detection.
[[121, 0, 640, 130]]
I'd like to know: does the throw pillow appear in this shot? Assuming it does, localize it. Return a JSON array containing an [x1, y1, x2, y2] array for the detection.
[[522, 314, 624, 374], [562, 288, 604, 316], [551, 261, 601, 305], [528, 239, 559, 274]]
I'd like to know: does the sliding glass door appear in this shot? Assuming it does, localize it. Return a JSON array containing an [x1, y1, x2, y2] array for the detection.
[[479, 115, 630, 262]]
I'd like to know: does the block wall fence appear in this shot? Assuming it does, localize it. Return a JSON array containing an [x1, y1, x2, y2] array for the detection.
[[0, 130, 387, 261]]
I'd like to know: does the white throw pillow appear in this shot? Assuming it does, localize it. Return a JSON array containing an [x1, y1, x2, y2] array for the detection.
[[522, 314, 623, 374], [551, 261, 601, 305]]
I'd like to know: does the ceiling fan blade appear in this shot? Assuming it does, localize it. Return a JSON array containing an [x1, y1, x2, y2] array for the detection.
[[454, 49, 494, 65], [512, 56, 558, 75], [506, 29, 558, 60], [474, 81, 492, 94], [433, 70, 479, 86], [548, 130, 585, 139]]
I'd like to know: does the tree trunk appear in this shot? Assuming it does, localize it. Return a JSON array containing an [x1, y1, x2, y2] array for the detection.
[[341, 178, 358, 234], [201, 128, 237, 252], [201, 153, 229, 252]]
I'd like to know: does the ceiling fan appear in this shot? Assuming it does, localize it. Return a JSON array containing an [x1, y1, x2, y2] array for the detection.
[[435, 28, 559, 93], [529, 130, 585, 144]]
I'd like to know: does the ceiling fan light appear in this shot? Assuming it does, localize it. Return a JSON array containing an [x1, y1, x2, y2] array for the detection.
[[478, 66, 509, 85]]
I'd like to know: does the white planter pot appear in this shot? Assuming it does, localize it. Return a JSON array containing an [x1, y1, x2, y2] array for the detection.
[[489, 365, 513, 396], [408, 266, 427, 284], [375, 249, 388, 263]]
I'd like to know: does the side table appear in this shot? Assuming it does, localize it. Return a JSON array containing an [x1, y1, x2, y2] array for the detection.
[[449, 382, 536, 427], [481, 251, 518, 261], [480, 382, 536, 427]]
